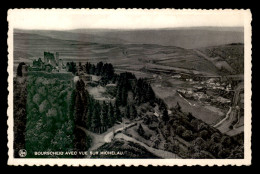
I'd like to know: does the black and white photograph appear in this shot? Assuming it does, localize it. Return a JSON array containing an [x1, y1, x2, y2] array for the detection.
[[7, 9, 252, 166]]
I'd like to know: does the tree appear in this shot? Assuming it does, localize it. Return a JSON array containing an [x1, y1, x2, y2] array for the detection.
[[106, 63, 114, 79], [162, 108, 169, 123], [146, 84, 155, 104], [209, 143, 222, 157], [67, 62, 77, 74], [198, 122, 207, 131], [91, 103, 101, 132], [96, 62, 103, 76], [108, 103, 115, 127], [182, 130, 193, 141], [114, 103, 122, 122], [17, 62, 26, 77], [130, 104, 137, 120], [86, 104, 93, 129], [176, 125, 186, 136], [194, 137, 205, 148], [46, 108, 58, 119], [78, 62, 83, 72], [175, 102, 182, 111], [211, 132, 221, 143], [229, 146, 244, 159], [218, 148, 230, 158], [125, 105, 130, 119], [191, 119, 200, 131], [121, 86, 128, 106], [115, 86, 122, 106], [100, 103, 108, 132], [221, 136, 232, 148], [51, 129, 73, 152], [137, 124, 145, 136], [75, 92, 84, 126], [33, 93, 42, 105], [187, 112, 194, 121], [85, 62, 91, 74], [39, 100, 50, 114], [199, 130, 209, 140], [89, 64, 96, 74]]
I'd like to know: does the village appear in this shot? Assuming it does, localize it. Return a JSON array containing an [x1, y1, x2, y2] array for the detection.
[[176, 77, 233, 109]]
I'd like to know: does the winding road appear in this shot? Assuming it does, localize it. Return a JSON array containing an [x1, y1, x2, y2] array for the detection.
[[115, 133, 180, 159], [214, 106, 232, 128], [77, 122, 136, 152], [213, 82, 244, 135], [77, 121, 180, 159]]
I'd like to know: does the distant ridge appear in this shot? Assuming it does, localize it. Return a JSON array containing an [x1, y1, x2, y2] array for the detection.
[[14, 27, 244, 49]]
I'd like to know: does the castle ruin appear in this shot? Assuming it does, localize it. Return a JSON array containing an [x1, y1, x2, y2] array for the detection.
[[44, 52, 56, 67], [30, 51, 65, 72]]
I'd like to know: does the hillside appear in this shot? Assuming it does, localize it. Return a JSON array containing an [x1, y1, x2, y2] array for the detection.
[[14, 29, 244, 77], [197, 43, 244, 74], [14, 29, 129, 45], [14, 32, 227, 76]]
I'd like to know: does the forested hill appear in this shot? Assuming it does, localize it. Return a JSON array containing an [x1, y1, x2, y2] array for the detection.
[[14, 60, 244, 159], [197, 43, 244, 74], [71, 61, 244, 159]]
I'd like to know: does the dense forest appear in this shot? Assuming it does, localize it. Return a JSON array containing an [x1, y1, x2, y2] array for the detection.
[[77, 62, 243, 159], [14, 65, 91, 158], [24, 73, 92, 157], [142, 104, 244, 159], [13, 74, 27, 157], [72, 61, 169, 134]]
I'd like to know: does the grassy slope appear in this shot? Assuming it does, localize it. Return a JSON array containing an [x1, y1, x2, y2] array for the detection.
[[197, 44, 244, 74], [14, 32, 222, 76]]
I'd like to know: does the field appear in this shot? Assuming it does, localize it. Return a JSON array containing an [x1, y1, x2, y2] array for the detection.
[[14, 29, 243, 77], [149, 76, 227, 125]]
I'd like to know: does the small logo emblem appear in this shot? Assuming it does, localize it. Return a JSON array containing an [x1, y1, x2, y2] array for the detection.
[[18, 149, 27, 157]]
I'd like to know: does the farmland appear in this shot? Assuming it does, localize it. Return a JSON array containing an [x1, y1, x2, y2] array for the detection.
[[14, 29, 243, 77]]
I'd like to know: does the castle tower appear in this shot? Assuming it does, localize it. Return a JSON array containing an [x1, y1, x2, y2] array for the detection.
[[59, 59, 63, 69], [44, 52, 47, 63]]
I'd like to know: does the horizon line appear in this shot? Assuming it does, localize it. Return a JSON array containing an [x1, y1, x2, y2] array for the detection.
[[13, 26, 244, 31]]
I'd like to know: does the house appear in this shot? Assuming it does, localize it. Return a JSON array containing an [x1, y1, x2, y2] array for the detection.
[[216, 96, 231, 104], [172, 74, 181, 79], [154, 112, 160, 117]]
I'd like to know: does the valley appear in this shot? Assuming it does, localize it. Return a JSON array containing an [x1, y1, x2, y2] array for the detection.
[[13, 28, 244, 159]]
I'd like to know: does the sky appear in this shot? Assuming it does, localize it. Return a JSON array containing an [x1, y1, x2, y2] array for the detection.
[[8, 9, 249, 30]]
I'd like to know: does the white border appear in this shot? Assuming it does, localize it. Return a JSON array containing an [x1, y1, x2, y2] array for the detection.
[[7, 9, 252, 166]]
